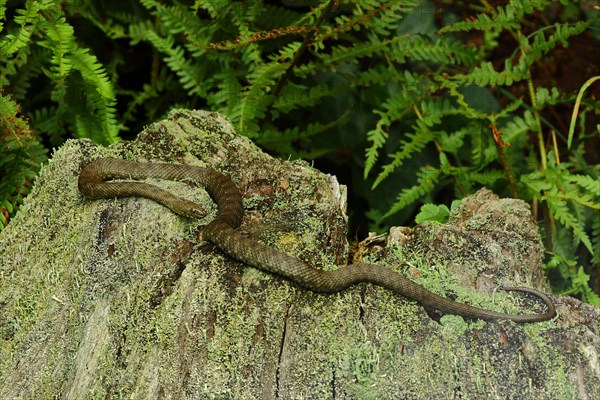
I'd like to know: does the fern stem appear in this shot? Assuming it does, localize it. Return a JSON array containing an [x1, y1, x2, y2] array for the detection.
[[527, 77, 547, 171], [478, 0, 493, 12], [551, 130, 560, 165]]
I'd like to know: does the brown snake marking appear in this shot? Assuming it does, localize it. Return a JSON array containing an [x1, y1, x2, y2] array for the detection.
[[78, 158, 556, 322]]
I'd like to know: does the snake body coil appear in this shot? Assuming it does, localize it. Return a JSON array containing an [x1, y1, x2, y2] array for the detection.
[[79, 158, 556, 322]]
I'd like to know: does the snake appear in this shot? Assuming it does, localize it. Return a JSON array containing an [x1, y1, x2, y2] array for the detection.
[[78, 158, 556, 322]]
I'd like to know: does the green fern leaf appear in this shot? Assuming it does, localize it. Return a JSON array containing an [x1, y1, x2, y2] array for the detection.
[[296, 38, 395, 77], [364, 124, 389, 178], [143, 29, 205, 96], [527, 22, 589, 60], [348, 65, 400, 88], [0, 0, 55, 55], [468, 169, 506, 186], [592, 213, 600, 264], [69, 47, 114, 99], [440, 0, 551, 33], [258, 113, 349, 155], [0, 94, 48, 230], [272, 84, 336, 113], [229, 87, 272, 138], [402, 35, 478, 65], [570, 174, 600, 197], [373, 125, 435, 189], [384, 166, 441, 219], [546, 196, 593, 254], [1, 26, 34, 55]]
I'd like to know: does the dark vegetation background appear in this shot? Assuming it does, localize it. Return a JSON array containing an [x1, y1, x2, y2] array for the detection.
[[1, 0, 599, 304]]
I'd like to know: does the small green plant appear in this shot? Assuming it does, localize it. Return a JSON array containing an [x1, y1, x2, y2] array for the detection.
[[415, 200, 462, 225]]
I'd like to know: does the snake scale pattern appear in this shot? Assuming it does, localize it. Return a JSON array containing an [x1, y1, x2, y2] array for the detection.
[[78, 158, 556, 322]]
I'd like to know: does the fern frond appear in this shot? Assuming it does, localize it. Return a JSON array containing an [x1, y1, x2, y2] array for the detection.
[[44, 82, 68, 146], [41, 15, 74, 57], [30, 106, 59, 137], [228, 87, 272, 138], [467, 169, 507, 186], [419, 98, 461, 126], [0, 93, 48, 230], [208, 73, 243, 110], [69, 47, 115, 99], [384, 166, 441, 219], [593, 214, 600, 264], [85, 91, 119, 145], [523, 160, 598, 256], [127, 20, 155, 45], [153, 2, 203, 35], [4, 47, 48, 100], [296, 38, 395, 77], [268, 41, 301, 64], [445, 8, 519, 32], [228, 58, 291, 136], [0, 0, 54, 55], [570, 174, 600, 197], [371, 98, 462, 186], [399, 35, 479, 66], [256, 4, 303, 29], [445, 60, 528, 88], [359, 1, 420, 36], [347, 64, 399, 87], [272, 83, 336, 113], [364, 91, 416, 178], [522, 22, 590, 63], [1, 24, 35, 55], [364, 123, 389, 178], [545, 196, 593, 254], [298, 33, 477, 80], [144, 28, 205, 96], [0, 0, 6, 31], [261, 112, 349, 153], [440, 0, 550, 33], [438, 127, 469, 153], [520, 170, 551, 194], [373, 123, 435, 189], [500, 109, 539, 141]]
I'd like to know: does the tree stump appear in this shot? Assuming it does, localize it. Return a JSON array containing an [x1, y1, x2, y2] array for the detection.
[[0, 109, 598, 399]]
